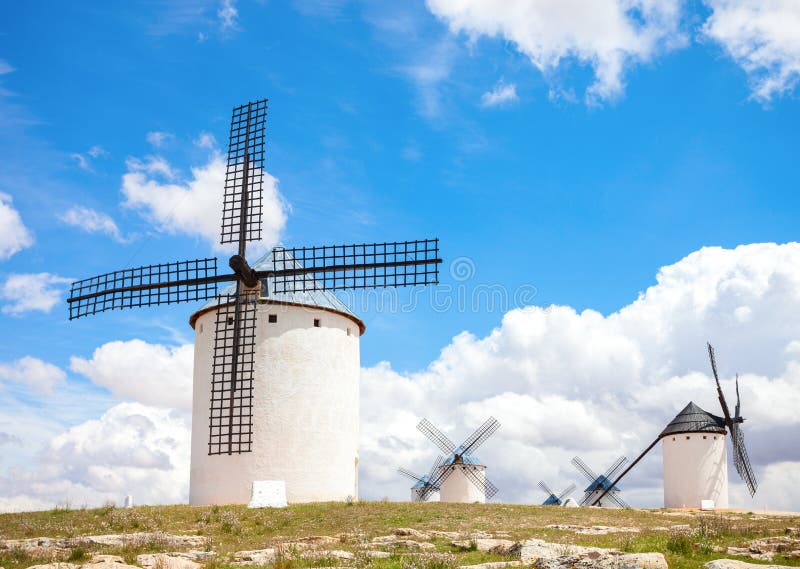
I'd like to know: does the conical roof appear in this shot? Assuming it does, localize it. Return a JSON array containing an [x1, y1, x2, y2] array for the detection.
[[659, 402, 726, 438], [189, 248, 365, 332]]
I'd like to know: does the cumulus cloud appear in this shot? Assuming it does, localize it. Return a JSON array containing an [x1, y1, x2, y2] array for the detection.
[[58, 206, 126, 242], [1, 273, 72, 315], [702, 0, 800, 102], [361, 242, 800, 508], [218, 0, 238, 31], [193, 131, 216, 149], [0, 402, 190, 510], [70, 340, 194, 412], [0, 357, 66, 395], [146, 131, 173, 148], [480, 82, 519, 107], [71, 146, 108, 172], [121, 150, 288, 253], [425, 0, 686, 103], [0, 192, 34, 260]]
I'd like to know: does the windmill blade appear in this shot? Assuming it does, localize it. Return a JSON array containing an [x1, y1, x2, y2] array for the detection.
[[417, 418, 457, 454], [605, 491, 631, 509], [557, 483, 577, 502], [579, 491, 594, 506], [462, 467, 499, 499], [604, 456, 629, 480], [571, 456, 598, 482], [459, 417, 501, 456], [734, 374, 741, 418], [208, 289, 258, 456], [270, 239, 441, 293], [220, 99, 267, 247], [708, 342, 734, 422], [731, 423, 758, 496], [67, 258, 229, 319], [398, 467, 425, 484], [426, 455, 445, 481], [537, 480, 555, 497], [419, 463, 453, 501]]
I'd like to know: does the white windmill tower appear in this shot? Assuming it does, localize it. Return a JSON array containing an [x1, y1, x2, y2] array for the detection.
[[589, 343, 758, 509], [66, 99, 442, 506], [416, 417, 500, 503], [398, 456, 444, 502]]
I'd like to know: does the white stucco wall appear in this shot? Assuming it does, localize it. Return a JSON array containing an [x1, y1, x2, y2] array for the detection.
[[439, 465, 487, 503], [411, 488, 440, 502], [189, 301, 361, 505], [662, 432, 728, 509]]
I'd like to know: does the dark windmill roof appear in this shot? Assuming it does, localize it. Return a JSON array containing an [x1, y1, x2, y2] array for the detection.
[[584, 475, 620, 493], [659, 402, 726, 438], [543, 494, 561, 505]]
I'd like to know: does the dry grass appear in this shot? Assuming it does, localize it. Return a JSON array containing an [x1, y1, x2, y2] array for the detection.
[[1, 502, 799, 569]]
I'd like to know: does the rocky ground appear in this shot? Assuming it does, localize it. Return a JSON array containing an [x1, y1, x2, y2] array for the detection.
[[1, 503, 799, 569]]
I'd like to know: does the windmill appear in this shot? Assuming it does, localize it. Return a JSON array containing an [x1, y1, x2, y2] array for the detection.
[[589, 343, 758, 508], [571, 455, 630, 507], [416, 417, 500, 503], [399, 455, 444, 502], [67, 99, 442, 505], [537, 481, 576, 506]]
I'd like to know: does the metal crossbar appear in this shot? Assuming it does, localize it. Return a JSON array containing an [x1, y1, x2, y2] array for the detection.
[[731, 423, 758, 496], [604, 456, 629, 480], [460, 416, 500, 456], [538, 480, 555, 497], [220, 99, 267, 245], [419, 464, 453, 501], [417, 418, 456, 454], [208, 291, 257, 455], [272, 239, 440, 293], [68, 258, 218, 319], [462, 466, 499, 499], [571, 456, 598, 482]]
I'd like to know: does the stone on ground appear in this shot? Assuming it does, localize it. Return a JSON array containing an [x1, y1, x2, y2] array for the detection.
[[520, 539, 667, 569], [136, 553, 203, 569], [706, 560, 799, 569], [452, 539, 520, 556], [231, 549, 277, 566]]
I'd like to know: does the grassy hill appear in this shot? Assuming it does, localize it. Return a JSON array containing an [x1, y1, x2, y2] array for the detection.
[[1, 502, 799, 569]]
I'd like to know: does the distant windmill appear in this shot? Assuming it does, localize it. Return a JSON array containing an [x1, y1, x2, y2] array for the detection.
[[416, 417, 501, 503], [538, 481, 576, 506], [571, 456, 630, 508], [590, 343, 758, 508], [67, 99, 442, 505], [399, 455, 444, 502]]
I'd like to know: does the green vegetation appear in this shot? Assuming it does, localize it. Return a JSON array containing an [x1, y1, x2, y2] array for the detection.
[[1, 502, 798, 569]]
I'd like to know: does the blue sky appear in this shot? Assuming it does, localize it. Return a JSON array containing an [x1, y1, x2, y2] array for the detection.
[[1, 0, 800, 510]]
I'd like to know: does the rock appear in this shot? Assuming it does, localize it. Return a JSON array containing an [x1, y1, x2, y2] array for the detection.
[[83, 533, 208, 549], [521, 540, 667, 569], [26, 564, 78, 569], [370, 537, 435, 550], [786, 528, 799, 536], [231, 549, 277, 566], [300, 550, 354, 561], [544, 525, 640, 535], [706, 560, 798, 569], [452, 539, 520, 556], [459, 562, 522, 569], [429, 531, 461, 540], [728, 537, 800, 561], [365, 552, 391, 559], [136, 553, 204, 569], [295, 536, 339, 546], [79, 556, 139, 569], [394, 529, 431, 540]]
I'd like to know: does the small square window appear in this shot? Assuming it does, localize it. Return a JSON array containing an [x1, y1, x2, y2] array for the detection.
[[268, 314, 277, 323], [227, 316, 234, 325], [703, 435, 707, 439], [313, 318, 321, 327], [686, 436, 691, 440], [347, 328, 351, 336], [672, 437, 676, 441], [199, 324, 204, 333]]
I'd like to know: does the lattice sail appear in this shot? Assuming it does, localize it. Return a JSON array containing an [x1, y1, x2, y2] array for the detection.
[[208, 291, 258, 455], [272, 239, 440, 293], [68, 258, 219, 319], [462, 466, 499, 499], [220, 99, 267, 245]]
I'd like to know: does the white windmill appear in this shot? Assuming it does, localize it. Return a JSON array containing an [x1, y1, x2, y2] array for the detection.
[[67, 99, 442, 506], [589, 343, 758, 509], [398, 456, 444, 502], [416, 417, 501, 503]]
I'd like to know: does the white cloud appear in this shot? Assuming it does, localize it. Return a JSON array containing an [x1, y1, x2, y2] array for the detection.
[[0, 402, 190, 511], [396, 37, 458, 118], [0, 357, 66, 395], [218, 0, 238, 31], [58, 206, 125, 242], [146, 131, 173, 148], [121, 150, 288, 253], [0, 60, 14, 75], [71, 146, 108, 172], [481, 82, 519, 107], [193, 131, 216, 149], [702, 0, 800, 102], [425, 0, 686, 103], [1, 273, 72, 315], [70, 340, 194, 412], [0, 192, 34, 260], [360, 242, 800, 509]]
